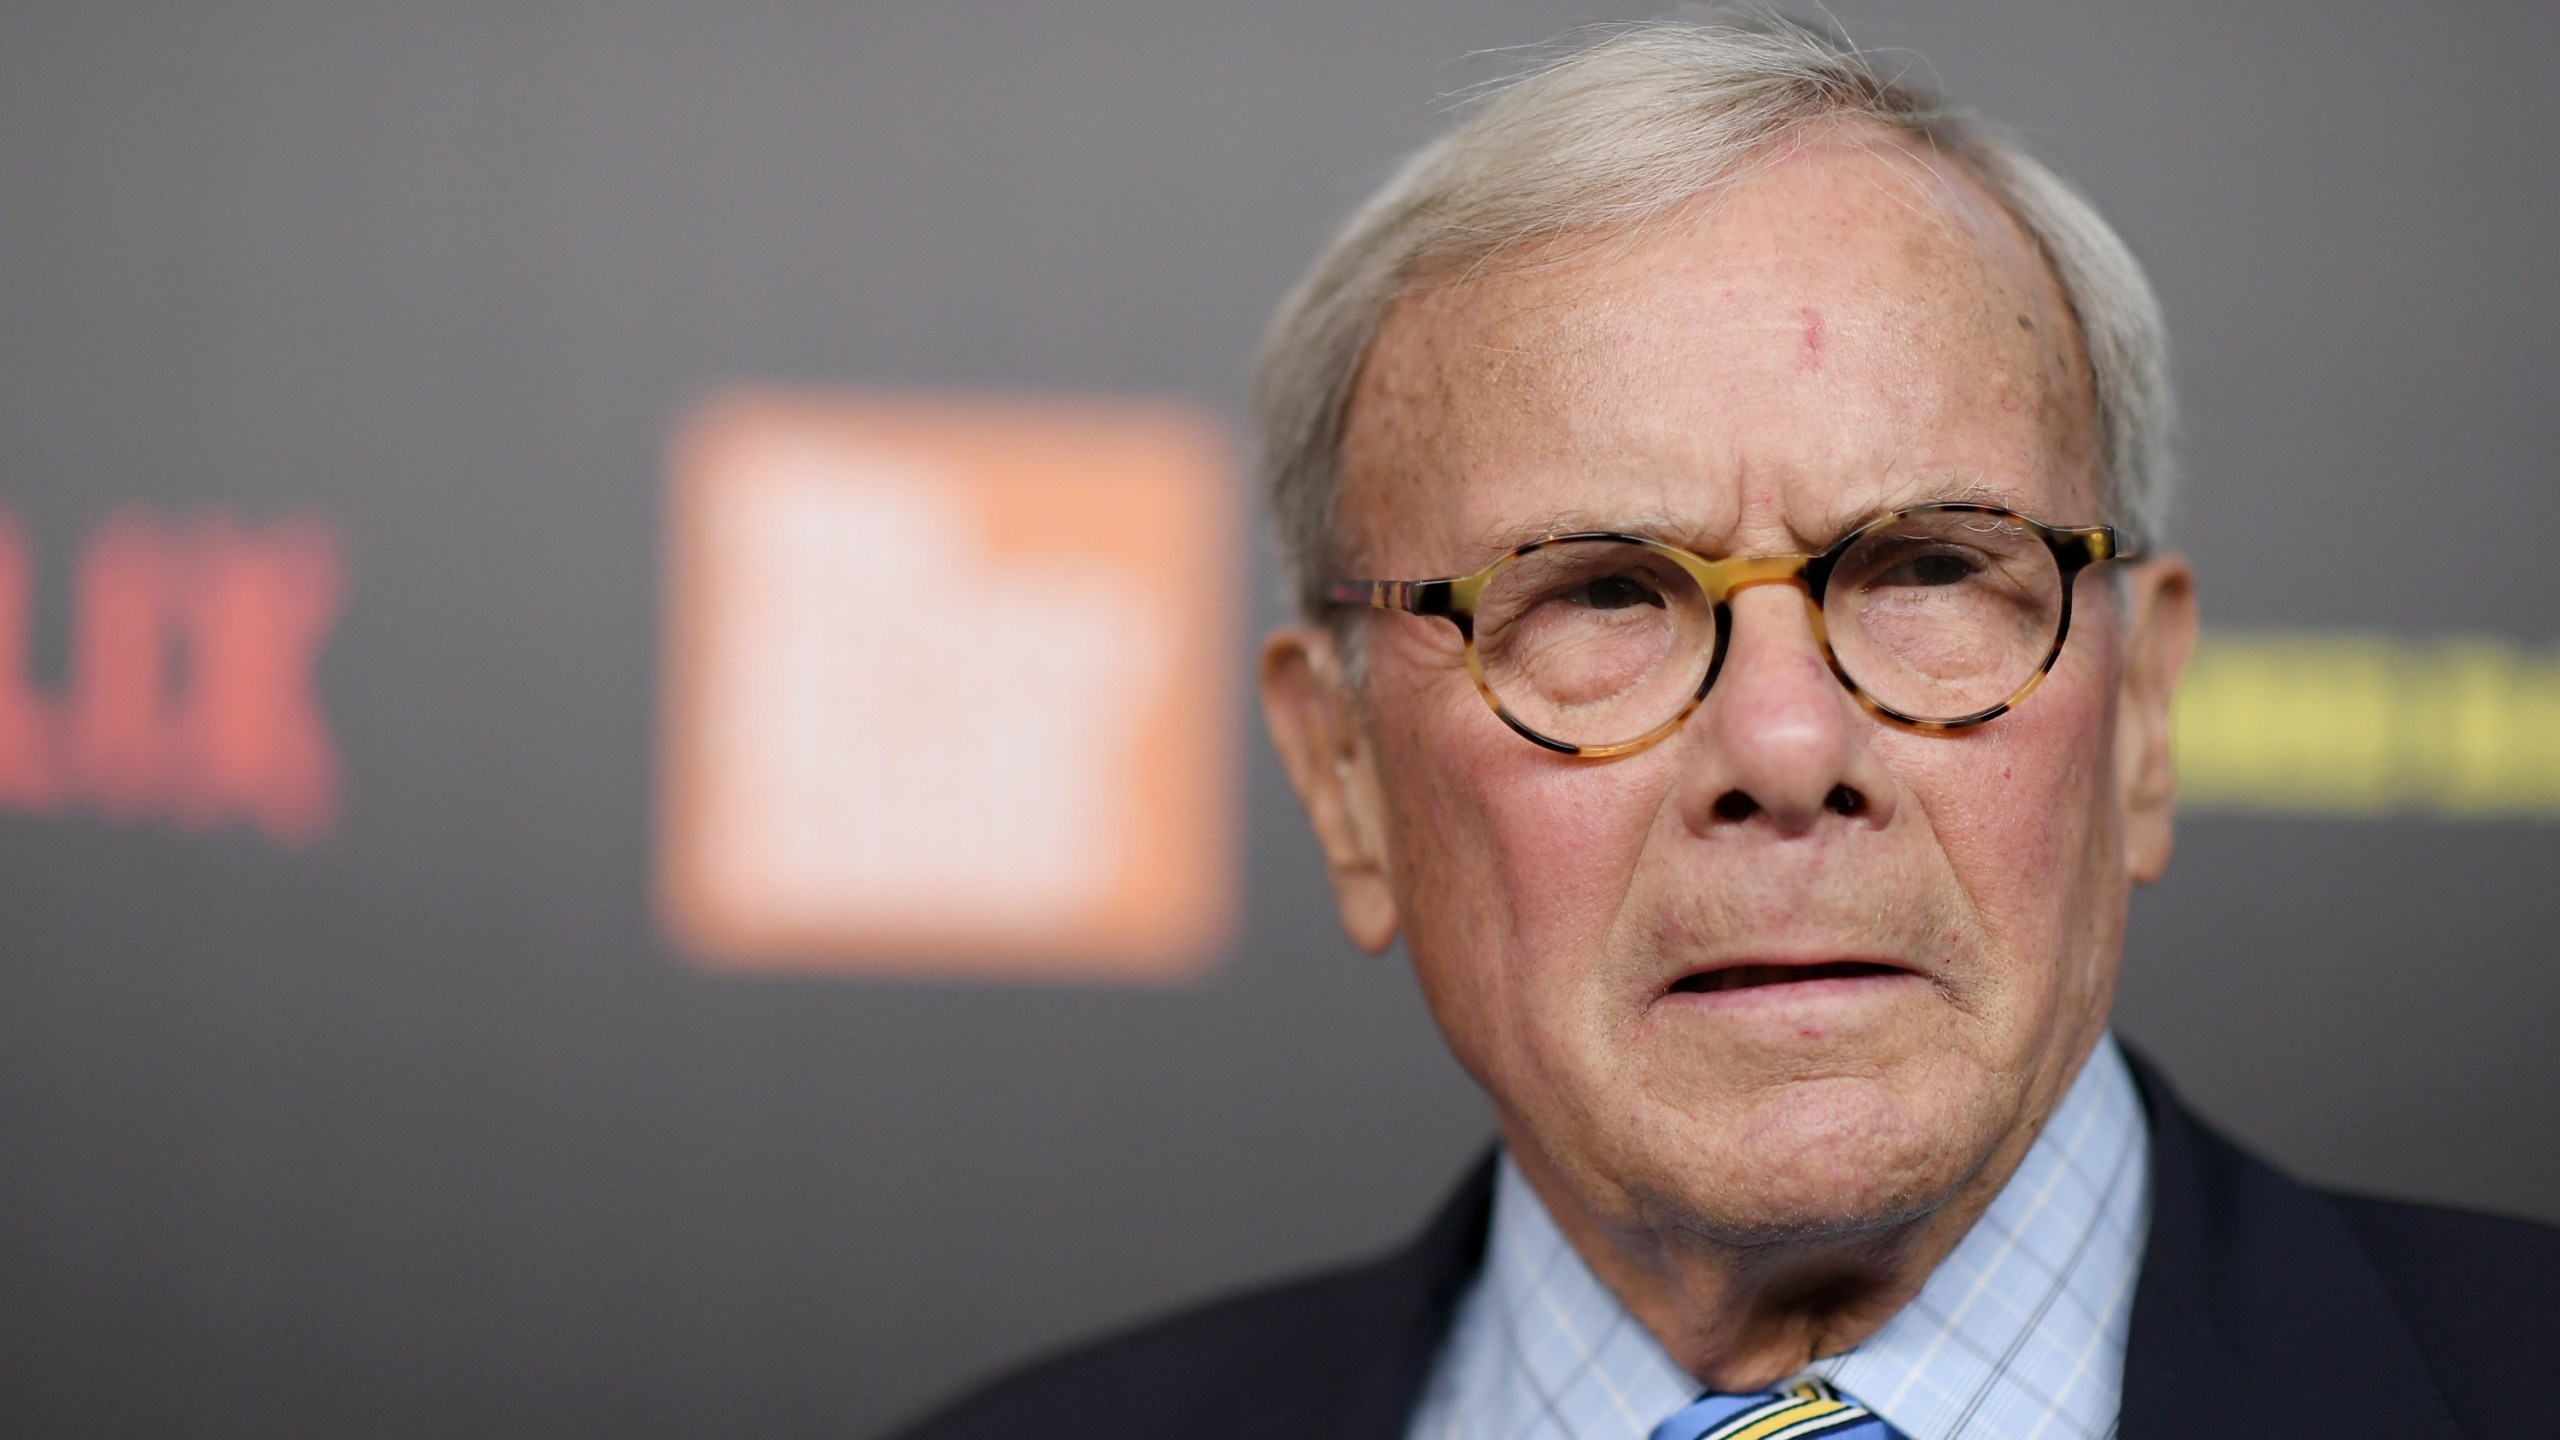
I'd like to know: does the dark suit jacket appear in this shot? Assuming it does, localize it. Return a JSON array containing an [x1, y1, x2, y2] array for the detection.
[[894, 1056, 2560, 1439]]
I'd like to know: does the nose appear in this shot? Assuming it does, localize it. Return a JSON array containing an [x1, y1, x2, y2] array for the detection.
[[1675, 580, 1898, 837]]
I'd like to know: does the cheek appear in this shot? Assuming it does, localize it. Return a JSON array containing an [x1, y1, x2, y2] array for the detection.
[[1476, 761, 1664, 965], [1887, 642, 2124, 1015], [1371, 673, 1666, 1023]]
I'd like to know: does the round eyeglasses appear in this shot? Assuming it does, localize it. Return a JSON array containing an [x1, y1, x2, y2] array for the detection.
[[1324, 503, 2136, 758]]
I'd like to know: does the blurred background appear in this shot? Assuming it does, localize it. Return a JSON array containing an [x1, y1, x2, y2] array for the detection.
[[3, 1, 2557, 1436]]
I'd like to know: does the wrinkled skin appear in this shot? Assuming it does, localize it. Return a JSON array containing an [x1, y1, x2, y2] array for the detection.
[[1262, 129, 2197, 1385]]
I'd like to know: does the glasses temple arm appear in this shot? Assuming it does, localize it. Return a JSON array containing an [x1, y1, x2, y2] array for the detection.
[[1323, 578, 1460, 616]]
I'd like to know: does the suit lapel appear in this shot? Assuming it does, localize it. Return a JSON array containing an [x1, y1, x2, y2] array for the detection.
[[2120, 1052, 2464, 1440]]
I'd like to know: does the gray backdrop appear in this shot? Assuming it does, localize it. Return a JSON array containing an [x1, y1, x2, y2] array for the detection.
[[3, 2, 2555, 1436]]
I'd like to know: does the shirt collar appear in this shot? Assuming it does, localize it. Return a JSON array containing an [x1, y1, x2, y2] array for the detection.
[[1408, 1034, 2151, 1440]]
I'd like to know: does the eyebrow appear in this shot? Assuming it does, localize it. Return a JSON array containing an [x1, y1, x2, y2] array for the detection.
[[1467, 475, 2040, 560], [1472, 508, 1689, 554], [1841, 475, 2040, 532]]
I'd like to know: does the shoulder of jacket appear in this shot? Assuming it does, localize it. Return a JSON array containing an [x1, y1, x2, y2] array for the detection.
[[2326, 1189, 2560, 1343], [883, 1250, 1413, 1440], [2326, 1190, 2560, 1435]]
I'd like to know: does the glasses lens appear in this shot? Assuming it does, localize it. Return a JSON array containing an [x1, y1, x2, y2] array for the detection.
[[1473, 538, 1715, 748], [1825, 508, 2066, 722]]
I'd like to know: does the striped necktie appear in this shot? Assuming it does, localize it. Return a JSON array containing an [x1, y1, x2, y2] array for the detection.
[[1647, 1377, 1905, 1440]]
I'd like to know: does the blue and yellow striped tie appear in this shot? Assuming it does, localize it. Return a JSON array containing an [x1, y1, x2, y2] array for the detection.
[[1647, 1377, 1905, 1440]]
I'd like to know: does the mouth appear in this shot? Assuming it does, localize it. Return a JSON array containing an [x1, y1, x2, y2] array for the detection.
[[1666, 959, 1913, 996]]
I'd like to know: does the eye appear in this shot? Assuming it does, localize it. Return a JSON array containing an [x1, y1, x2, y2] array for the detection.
[[1884, 550, 1978, 587], [1565, 574, 1666, 610]]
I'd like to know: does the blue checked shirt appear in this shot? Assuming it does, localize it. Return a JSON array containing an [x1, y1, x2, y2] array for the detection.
[[1406, 1034, 2151, 1440]]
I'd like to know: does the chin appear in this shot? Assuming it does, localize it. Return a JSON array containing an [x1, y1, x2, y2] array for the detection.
[[1628, 1069, 2001, 1246]]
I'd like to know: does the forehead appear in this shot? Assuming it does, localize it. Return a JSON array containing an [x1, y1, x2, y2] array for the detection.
[[1338, 131, 2099, 565]]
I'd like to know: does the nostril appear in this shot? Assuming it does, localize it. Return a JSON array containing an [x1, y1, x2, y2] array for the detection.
[[1712, 790, 1758, 822], [1825, 784, 1866, 817]]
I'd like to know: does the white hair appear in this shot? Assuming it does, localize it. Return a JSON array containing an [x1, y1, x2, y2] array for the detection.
[[1255, 13, 2175, 621]]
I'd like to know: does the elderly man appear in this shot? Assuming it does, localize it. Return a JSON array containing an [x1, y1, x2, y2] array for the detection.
[[900, 16, 2557, 1440]]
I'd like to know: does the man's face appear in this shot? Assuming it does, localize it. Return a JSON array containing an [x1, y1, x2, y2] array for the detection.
[[1275, 135, 2192, 1247]]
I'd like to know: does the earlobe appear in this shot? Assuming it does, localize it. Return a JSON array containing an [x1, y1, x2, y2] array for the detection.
[[2115, 557, 2199, 886], [1259, 626, 1401, 952]]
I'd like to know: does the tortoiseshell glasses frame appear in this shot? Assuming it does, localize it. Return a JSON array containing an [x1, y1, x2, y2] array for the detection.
[[1323, 502, 2135, 759]]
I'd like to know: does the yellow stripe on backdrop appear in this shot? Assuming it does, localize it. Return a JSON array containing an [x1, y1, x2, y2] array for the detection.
[[2174, 633, 2560, 818]]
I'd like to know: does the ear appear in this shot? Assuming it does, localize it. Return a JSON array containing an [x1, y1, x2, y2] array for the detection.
[[1260, 624, 1400, 952], [2114, 556, 2199, 886]]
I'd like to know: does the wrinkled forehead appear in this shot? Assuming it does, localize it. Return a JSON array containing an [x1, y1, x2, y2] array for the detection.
[[1336, 131, 2101, 568]]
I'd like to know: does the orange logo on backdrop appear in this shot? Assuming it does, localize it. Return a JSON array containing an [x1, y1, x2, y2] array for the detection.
[[657, 390, 1241, 979], [0, 504, 346, 845]]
